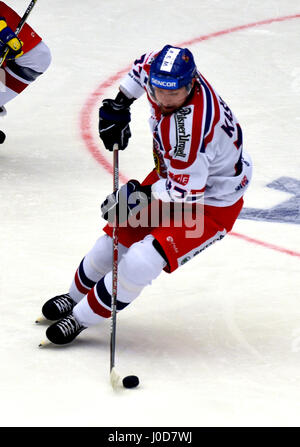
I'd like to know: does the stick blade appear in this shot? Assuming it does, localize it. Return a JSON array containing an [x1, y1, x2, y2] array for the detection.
[[110, 367, 121, 389]]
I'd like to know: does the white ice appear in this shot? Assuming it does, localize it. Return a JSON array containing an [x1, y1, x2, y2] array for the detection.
[[0, 0, 300, 427]]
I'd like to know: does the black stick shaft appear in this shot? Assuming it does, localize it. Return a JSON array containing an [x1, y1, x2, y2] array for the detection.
[[110, 144, 119, 372]]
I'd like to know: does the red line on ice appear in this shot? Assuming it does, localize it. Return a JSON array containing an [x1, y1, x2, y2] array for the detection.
[[80, 13, 300, 259], [230, 232, 300, 258], [178, 14, 300, 46]]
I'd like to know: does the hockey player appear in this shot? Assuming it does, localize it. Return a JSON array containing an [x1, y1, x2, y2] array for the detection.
[[0, 2, 51, 141], [39, 44, 252, 345]]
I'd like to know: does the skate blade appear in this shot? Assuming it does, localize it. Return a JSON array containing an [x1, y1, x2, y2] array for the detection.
[[35, 315, 45, 324], [110, 367, 121, 389], [35, 315, 53, 325], [38, 339, 51, 348]]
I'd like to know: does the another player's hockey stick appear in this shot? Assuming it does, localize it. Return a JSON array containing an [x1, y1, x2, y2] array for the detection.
[[0, 0, 39, 68], [110, 143, 120, 388]]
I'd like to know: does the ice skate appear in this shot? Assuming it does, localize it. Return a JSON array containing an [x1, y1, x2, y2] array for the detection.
[[0, 130, 6, 144], [36, 293, 76, 323], [0, 106, 7, 117], [0, 106, 6, 144], [40, 313, 86, 346], [0, 107, 7, 143]]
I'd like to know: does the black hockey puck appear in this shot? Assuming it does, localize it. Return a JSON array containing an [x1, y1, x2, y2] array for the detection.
[[0, 130, 6, 144], [122, 375, 139, 389]]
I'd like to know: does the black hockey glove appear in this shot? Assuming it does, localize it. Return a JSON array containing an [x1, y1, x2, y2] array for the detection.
[[101, 180, 152, 224], [0, 18, 23, 60], [99, 91, 135, 151]]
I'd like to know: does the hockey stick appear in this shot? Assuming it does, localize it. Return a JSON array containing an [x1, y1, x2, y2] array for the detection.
[[0, 0, 39, 68], [110, 143, 120, 388], [109, 143, 140, 390]]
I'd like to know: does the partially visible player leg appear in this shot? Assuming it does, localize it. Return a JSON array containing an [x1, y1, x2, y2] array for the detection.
[[45, 235, 166, 344], [0, 2, 50, 141], [0, 106, 7, 142], [69, 234, 129, 302], [1, 41, 51, 105], [42, 196, 244, 343], [39, 234, 129, 322]]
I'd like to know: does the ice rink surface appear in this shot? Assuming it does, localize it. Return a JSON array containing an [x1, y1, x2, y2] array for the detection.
[[0, 0, 300, 428]]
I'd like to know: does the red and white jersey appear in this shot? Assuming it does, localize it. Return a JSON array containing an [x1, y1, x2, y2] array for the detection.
[[120, 51, 252, 206]]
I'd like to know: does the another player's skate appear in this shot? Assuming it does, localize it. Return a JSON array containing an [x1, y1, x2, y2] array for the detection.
[[39, 313, 86, 346], [0, 106, 7, 117], [0, 130, 6, 144], [0, 107, 7, 144], [35, 293, 76, 323]]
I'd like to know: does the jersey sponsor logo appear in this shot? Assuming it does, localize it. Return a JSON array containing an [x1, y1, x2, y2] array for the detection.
[[239, 176, 300, 225], [166, 236, 179, 253], [169, 172, 190, 186], [178, 230, 226, 265], [174, 106, 192, 159]]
